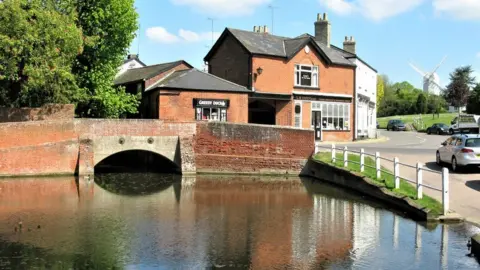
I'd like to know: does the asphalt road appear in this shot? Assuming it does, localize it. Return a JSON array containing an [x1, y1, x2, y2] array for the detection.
[[331, 130, 480, 224]]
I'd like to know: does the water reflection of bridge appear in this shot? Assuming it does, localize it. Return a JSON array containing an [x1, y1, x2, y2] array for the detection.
[[0, 176, 469, 268]]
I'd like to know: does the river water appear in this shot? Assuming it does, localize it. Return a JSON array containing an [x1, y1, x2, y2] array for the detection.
[[0, 174, 479, 269]]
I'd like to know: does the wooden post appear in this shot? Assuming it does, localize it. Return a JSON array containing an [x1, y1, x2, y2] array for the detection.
[[394, 157, 400, 189], [375, 152, 381, 179], [442, 167, 449, 215], [332, 144, 336, 163], [343, 146, 348, 168], [360, 148, 365, 173], [416, 163, 423, 199]]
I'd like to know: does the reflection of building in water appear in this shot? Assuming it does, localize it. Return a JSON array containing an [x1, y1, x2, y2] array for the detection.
[[191, 176, 355, 268], [291, 196, 354, 268], [352, 203, 381, 259]]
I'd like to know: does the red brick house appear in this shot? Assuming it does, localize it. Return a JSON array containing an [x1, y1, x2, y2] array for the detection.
[[204, 13, 357, 141], [115, 57, 250, 122]]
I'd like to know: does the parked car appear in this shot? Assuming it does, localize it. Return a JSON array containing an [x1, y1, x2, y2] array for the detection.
[[386, 119, 406, 131], [426, 123, 449, 135], [436, 134, 480, 172]]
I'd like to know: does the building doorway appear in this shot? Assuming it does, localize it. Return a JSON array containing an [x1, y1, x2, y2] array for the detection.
[[248, 100, 276, 125]]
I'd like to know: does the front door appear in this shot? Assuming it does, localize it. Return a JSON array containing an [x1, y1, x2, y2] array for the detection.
[[313, 111, 322, 141]]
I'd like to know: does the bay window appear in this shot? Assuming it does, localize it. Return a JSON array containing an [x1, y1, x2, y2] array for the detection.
[[295, 64, 318, 88]]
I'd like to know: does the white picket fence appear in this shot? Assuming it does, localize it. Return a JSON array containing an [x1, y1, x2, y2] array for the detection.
[[315, 144, 449, 216]]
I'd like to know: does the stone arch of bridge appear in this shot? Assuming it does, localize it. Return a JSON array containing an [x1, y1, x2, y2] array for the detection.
[[93, 136, 181, 172]]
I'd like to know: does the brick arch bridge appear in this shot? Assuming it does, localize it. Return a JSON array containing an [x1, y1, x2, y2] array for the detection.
[[0, 119, 314, 177]]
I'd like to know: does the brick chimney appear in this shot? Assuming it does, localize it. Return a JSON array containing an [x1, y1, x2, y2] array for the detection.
[[343, 36, 356, 54], [253, 25, 269, 34], [127, 54, 139, 60], [314, 13, 331, 47]]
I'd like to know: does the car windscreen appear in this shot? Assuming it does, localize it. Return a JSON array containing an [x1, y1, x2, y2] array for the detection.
[[465, 138, 480, 147], [438, 124, 448, 128]]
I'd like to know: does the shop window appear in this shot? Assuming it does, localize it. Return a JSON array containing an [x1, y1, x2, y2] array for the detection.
[[312, 103, 350, 131], [196, 107, 227, 122], [294, 64, 318, 87]]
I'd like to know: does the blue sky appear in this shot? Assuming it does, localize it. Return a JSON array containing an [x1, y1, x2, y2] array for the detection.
[[130, 0, 480, 89]]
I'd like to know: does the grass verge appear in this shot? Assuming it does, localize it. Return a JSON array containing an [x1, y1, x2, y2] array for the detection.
[[377, 113, 456, 131], [314, 152, 443, 216]]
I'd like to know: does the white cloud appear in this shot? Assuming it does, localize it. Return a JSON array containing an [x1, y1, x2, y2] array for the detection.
[[320, 0, 355, 15], [146, 27, 180, 43], [179, 29, 221, 42], [319, 0, 425, 21], [170, 0, 271, 17], [147, 27, 220, 44], [433, 0, 480, 20]]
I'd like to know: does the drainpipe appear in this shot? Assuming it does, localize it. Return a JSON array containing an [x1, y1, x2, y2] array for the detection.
[[353, 65, 358, 141]]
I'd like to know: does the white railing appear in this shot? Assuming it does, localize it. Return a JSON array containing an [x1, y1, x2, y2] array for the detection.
[[315, 144, 449, 216]]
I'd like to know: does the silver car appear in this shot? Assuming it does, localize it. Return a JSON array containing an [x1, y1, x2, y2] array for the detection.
[[436, 134, 480, 172]]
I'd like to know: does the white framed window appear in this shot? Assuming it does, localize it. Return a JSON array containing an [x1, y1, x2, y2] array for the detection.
[[195, 107, 227, 122], [294, 102, 302, 128], [295, 64, 318, 87], [311, 102, 350, 131]]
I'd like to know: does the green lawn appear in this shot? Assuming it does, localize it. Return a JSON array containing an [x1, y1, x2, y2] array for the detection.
[[377, 113, 457, 131], [314, 152, 443, 216]]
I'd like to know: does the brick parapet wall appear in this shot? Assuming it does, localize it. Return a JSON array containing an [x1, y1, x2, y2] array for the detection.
[[0, 120, 313, 176], [195, 122, 314, 174], [0, 104, 74, 123]]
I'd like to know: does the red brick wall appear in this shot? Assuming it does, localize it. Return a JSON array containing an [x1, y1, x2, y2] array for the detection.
[[208, 34, 251, 88], [157, 90, 249, 123], [252, 50, 355, 96], [0, 104, 74, 123], [195, 122, 314, 174], [0, 120, 313, 176]]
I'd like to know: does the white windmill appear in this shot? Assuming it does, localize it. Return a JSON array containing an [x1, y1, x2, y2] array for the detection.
[[409, 56, 448, 95]]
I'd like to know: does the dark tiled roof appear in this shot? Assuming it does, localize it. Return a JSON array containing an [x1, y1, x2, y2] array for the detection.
[[331, 45, 378, 72], [206, 28, 356, 67], [148, 68, 251, 93], [114, 60, 188, 85], [227, 28, 287, 56]]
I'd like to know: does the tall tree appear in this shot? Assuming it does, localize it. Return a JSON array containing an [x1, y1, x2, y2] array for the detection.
[[73, 0, 139, 118], [467, 83, 480, 115], [376, 74, 385, 105], [416, 93, 428, 114], [444, 66, 475, 112], [0, 0, 84, 107]]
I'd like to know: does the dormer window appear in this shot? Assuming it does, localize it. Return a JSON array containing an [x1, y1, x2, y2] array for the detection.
[[295, 64, 318, 88]]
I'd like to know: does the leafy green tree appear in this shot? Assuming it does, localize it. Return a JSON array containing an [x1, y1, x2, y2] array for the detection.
[[416, 93, 428, 114], [0, 0, 84, 107], [376, 75, 385, 105], [427, 94, 446, 118], [444, 66, 475, 112], [467, 83, 480, 115], [73, 0, 139, 118]]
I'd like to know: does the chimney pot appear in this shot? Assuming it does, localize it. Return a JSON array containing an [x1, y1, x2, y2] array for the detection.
[[253, 26, 258, 32], [317, 13, 322, 21], [264, 25, 269, 33], [323, 13, 328, 21]]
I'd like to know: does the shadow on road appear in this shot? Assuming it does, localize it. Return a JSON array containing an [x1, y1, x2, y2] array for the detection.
[[466, 180, 480, 192], [425, 162, 480, 175], [424, 162, 443, 173]]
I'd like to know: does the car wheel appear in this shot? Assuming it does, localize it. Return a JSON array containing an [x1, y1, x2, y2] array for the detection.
[[436, 152, 442, 165], [437, 130, 441, 135], [427, 129, 431, 135], [451, 156, 460, 172], [449, 129, 454, 135], [387, 127, 390, 131]]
